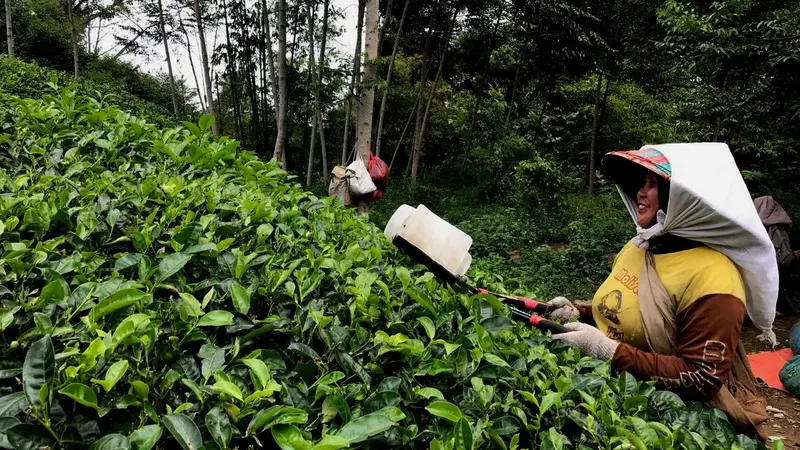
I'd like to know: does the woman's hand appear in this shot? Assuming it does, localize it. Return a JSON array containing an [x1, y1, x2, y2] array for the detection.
[[552, 322, 619, 361], [547, 297, 581, 323]]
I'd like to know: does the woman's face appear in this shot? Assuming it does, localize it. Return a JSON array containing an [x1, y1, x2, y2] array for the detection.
[[636, 174, 660, 227]]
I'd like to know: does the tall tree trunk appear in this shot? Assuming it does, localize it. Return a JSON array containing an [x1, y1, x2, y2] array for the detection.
[[588, 73, 605, 195], [408, 12, 435, 183], [195, 0, 219, 134], [306, 3, 318, 187], [317, 0, 330, 184], [157, 0, 180, 115], [256, 2, 269, 148], [67, 0, 79, 76], [93, 17, 102, 54], [289, 1, 300, 66], [356, 0, 379, 164], [504, 54, 523, 127], [374, 0, 409, 157], [240, 2, 262, 153], [377, 0, 393, 57], [411, 10, 455, 184], [341, 0, 365, 164], [272, 0, 288, 164], [260, 0, 279, 126], [178, 11, 206, 111], [215, 73, 224, 130], [222, 0, 245, 144], [5, 0, 13, 57]]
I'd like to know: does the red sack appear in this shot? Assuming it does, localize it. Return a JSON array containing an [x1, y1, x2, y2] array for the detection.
[[367, 152, 389, 192]]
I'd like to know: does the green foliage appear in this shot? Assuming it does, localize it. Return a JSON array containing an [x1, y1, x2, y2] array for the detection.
[[0, 83, 776, 449], [0, 56, 178, 126], [512, 156, 578, 212]]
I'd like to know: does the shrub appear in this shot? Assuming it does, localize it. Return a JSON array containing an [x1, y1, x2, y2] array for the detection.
[[0, 87, 775, 450], [0, 56, 178, 125]]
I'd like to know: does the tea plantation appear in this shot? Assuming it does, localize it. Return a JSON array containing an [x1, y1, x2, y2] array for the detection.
[[0, 83, 782, 449]]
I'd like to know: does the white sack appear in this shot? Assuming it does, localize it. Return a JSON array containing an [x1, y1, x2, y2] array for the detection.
[[346, 157, 376, 196], [615, 143, 778, 338]]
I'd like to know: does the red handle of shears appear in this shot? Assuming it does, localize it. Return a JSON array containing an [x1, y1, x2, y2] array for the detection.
[[477, 289, 550, 313]]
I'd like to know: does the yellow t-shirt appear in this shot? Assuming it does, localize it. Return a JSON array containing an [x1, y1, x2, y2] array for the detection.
[[592, 241, 746, 349]]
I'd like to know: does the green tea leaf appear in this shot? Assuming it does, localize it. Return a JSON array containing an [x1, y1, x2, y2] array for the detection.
[[199, 344, 226, 380], [289, 342, 320, 360], [33, 312, 53, 335], [230, 282, 250, 315], [199, 114, 216, 131], [213, 380, 243, 401], [81, 337, 106, 372], [130, 381, 150, 399], [90, 288, 147, 322], [541, 428, 565, 450], [58, 383, 98, 408], [416, 387, 444, 400], [206, 406, 232, 449], [313, 371, 345, 388], [539, 392, 561, 416], [197, 310, 234, 327], [178, 293, 204, 317], [335, 407, 405, 444], [271, 424, 312, 450], [0, 392, 27, 417], [312, 435, 350, 450], [454, 418, 473, 450], [247, 405, 309, 435], [365, 391, 402, 413], [91, 360, 129, 392], [491, 415, 521, 435], [36, 280, 66, 307], [619, 372, 637, 397], [0, 416, 19, 448], [163, 414, 203, 450], [623, 395, 649, 411], [0, 366, 22, 379], [6, 424, 54, 450], [89, 434, 131, 450], [184, 243, 218, 254], [242, 358, 271, 390], [484, 354, 510, 367], [115, 253, 143, 272], [425, 401, 462, 423], [157, 253, 192, 282], [23, 335, 54, 407], [418, 317, 435, 340], [129, 425, 162, 450]]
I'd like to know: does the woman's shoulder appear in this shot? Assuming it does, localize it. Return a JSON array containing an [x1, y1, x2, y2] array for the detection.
[[667, 245, 746, 309]]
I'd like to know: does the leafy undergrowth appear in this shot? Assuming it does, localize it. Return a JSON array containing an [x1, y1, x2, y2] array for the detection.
[[0, 56, 176, 126], [0, 87, 781, 450]]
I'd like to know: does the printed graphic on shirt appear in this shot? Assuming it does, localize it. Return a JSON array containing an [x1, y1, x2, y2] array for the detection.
[[597, 290, 628, 325]]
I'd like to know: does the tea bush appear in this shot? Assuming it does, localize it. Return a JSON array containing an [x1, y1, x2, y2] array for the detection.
[[0, 56, 177, 125], [0, 87, 781, 450]]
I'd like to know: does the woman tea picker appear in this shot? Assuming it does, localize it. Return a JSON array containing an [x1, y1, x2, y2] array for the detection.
[[548, 143, 779, 440]]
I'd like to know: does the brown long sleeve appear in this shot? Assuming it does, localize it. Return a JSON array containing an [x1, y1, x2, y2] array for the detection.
[[610, 294, 746, 401]]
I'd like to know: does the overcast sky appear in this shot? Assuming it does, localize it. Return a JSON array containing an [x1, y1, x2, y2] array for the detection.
[[96, 0, 361, 107]]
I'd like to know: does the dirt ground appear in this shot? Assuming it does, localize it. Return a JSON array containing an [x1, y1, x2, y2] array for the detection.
[[741, 314, 800, 448]]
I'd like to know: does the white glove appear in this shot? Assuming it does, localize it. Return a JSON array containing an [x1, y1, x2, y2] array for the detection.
[[547, 297, 580, 323], [551, 322, 620, 361]]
